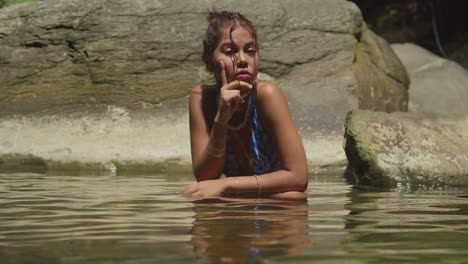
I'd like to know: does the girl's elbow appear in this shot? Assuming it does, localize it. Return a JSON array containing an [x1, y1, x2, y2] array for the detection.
[[193, 169, 208, 182], [296, 176, 308, 192], [192, 165, 221, 182], [287, 169, 308, 192], [292, 162, 309, 191], [192, 164, 205, 182], [296, 169, 309, 191]]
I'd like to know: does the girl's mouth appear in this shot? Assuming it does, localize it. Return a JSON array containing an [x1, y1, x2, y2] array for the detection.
[[236, 71, 251, 81]]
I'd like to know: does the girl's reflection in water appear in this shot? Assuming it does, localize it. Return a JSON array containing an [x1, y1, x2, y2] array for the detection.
[[189, 197, 311, 263]]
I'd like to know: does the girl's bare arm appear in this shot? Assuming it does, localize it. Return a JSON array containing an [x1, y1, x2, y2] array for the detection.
[[184, 82, 308, 198]]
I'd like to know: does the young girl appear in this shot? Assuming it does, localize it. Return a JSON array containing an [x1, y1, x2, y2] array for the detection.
[[182, 11, 308, 199]]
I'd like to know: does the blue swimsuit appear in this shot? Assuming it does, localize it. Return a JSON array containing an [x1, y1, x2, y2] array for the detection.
[[223, 87, 282, 176]]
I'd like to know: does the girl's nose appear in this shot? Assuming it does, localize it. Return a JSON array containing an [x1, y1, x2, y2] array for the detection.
[[237, 52, 247, 67]]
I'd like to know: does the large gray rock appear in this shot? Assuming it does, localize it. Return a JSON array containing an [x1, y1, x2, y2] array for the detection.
[[391, 43, 468, 120], [0, 0, 409, 174], [391, 43, 468, 159], [344, 110, 468, 189]]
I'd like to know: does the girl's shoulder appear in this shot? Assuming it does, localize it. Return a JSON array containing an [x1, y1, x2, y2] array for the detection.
[[190, 84, 218, 120], [254, 82, 291, 130], [256, 81, 285, 102], [191, 84, 217, 95], [190, 84, 218, 106]]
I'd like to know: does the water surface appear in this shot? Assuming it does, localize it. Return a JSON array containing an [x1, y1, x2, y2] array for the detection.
[[1, 173, 468, 263]]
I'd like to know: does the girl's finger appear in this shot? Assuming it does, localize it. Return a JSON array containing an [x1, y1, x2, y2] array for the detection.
[[181, 182, 198, 194], [239, 86, 253, 98], [192, 191, 204, 199], [220, 61, 228, 86], [235, 90, 244, 104], [223, 80, 253, 92], [221, 90, 243, 104]]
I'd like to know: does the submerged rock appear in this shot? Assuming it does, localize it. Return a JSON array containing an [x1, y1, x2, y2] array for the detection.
[[344, 110, 468, 189], [0, 107, 192, 175], [0, 0, 409, 173], [0, 153, 47, 174]]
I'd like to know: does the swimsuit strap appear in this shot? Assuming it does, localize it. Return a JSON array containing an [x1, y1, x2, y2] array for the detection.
[[249, 87, 281, 175], [223, 85, 282, 176]]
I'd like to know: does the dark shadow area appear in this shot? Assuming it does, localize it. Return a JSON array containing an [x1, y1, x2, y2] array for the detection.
[[350, 0, 468, 69]]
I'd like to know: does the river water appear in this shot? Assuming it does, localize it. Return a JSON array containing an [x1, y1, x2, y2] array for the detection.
[[1, 173, 468, 263]]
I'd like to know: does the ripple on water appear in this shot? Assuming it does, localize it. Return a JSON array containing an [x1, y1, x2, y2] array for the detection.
[[0, 174, 194, 247], [0, 173, 468, 264]]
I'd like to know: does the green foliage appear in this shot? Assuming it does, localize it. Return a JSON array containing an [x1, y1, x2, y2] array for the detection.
[[0, 0, 37, 8]]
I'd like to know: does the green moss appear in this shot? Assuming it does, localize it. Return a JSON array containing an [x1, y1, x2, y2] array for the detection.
[[0, 0, 37, 8], [352, 23, 369, 67], [2, 74, 190, 114], [344, 111, 396, 188], [46, 160, 112, 176], [352, 42, 364, 66], [113, 159, 192, 175], [0, 153, 47, 173], [47, 159, 192, 176], [398, 166, 468, 187], [0, 153, 192, 176], [345, 111, 379, 166]]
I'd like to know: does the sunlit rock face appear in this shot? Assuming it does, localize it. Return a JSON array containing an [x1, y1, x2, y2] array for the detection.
[[344, 110, 468, 189], [391, 43, 468, 121], [343, 44, 468, 189], [0, 0, 408, 173]]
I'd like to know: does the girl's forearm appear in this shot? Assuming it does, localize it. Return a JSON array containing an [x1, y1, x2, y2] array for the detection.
[[193, 121, 229, 181], [222, 169, 308, 196]]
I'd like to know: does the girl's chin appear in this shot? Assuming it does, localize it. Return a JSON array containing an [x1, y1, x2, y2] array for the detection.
[[230, 77, 256, 85]]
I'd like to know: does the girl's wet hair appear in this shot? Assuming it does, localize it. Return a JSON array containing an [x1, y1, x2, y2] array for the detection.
[[202, 11, 258, 74]]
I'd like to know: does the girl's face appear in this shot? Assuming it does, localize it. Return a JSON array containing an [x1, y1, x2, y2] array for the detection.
[[212, 26, 259, 85]]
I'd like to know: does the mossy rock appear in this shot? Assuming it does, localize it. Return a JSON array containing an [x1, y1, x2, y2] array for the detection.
[[0, 153, 47, 173], [344, 110, 468, 189], [0, 0, 410, 170]]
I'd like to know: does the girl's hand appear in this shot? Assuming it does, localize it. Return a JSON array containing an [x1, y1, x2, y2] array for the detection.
[[215, 61, 253, 125], [181, 179, 229, 198]]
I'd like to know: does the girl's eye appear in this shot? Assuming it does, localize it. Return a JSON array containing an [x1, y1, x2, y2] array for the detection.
[[247, 48, 256, 54], [224, 49, 235, 55]]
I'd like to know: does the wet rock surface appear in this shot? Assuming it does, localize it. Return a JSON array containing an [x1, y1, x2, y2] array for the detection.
[[344, 110, 468, 189], [0, 0, 408, 173], [344, 44, 468, 189]]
